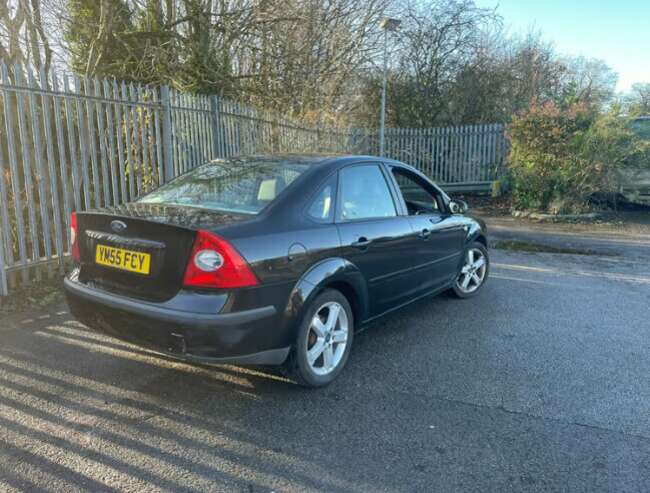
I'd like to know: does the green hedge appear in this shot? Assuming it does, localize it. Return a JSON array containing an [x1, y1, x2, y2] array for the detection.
[[507, 102, 650, 213]]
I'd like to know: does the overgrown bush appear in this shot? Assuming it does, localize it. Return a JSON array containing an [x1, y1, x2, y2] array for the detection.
[[507, 102, 650, 212]]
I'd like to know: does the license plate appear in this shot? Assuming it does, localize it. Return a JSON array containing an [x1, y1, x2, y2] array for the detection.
[[95, 244, 151, 275]]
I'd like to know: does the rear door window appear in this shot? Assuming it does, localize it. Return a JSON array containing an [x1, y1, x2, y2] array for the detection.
[[338, 165, 397, 221]]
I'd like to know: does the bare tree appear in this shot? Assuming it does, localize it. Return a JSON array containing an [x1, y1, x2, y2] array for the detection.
[[239, 0, 389, 121], [353, 0, 501, 127], [0, 0, 53, 71], [560, 56, 618, 108], [2, 0, 624, 127], [627, 83, 650, 115]]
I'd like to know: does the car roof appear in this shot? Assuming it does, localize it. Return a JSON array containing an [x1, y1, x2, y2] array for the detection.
[[210, 153, 390, 169]]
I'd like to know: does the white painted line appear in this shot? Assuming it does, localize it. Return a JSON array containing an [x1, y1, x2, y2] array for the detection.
[[491, 274, 570, 287], [493, 263, 650, 284]]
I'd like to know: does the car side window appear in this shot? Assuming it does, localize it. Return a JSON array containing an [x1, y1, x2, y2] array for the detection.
[[391, 168, 443, 215], [307, 176, 336, 222], [338, 165, 397, 221]]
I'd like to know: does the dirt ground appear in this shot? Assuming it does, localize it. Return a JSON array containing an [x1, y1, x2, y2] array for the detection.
[[460, 194, 650, 236], [0, 275, 66, 318]]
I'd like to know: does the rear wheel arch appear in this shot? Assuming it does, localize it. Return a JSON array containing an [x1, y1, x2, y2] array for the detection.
[[320, 279, 363, 329], [285, 258, 368, 332], [286, 288, 355, 387]]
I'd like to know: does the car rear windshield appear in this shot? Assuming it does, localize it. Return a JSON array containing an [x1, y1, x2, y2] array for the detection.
[[139, 158, 309, 214]]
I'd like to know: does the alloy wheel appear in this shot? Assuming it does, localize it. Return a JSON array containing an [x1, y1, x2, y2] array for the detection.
[[305, 301, 349, 376], [456, 247, 487, 294]]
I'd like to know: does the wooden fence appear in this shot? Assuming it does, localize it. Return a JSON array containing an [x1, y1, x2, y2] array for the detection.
[[0, 60, 506, 296]]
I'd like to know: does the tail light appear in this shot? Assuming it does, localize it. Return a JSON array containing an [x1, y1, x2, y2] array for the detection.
[[183, 230, 258, 289], [70, 212, 80, 261]]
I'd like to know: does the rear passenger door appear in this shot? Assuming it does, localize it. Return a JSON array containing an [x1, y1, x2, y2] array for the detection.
[[335, 163, 416, 318]]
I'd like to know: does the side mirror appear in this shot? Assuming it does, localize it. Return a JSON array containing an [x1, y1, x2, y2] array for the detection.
[[449, 199, 468, 214]]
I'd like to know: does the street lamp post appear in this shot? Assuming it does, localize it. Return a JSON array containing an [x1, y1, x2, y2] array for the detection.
[[379, 17, 401, 157]]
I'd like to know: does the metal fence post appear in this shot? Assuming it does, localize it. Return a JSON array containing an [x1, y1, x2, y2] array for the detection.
[[160, 85, 175, 183], [0, 229, 7, 296], [210, 95, 220, 158]]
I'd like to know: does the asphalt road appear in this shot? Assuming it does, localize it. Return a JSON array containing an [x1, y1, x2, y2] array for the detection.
[[1, 224, 649, 492]]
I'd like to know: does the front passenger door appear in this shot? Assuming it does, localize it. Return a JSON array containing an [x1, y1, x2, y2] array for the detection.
[[336, 164, 415, 318], [390, 167, 465, 294]]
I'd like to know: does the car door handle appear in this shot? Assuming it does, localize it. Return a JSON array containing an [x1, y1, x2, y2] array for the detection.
[[419, 228, 432, 240], [351, 237, 372, 249]]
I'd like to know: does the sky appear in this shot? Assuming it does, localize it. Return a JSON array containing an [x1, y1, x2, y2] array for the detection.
[[474, 0, 650, 92]]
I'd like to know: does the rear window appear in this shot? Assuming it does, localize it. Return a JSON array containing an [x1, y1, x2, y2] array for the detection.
[[139, 158, 308, 214]]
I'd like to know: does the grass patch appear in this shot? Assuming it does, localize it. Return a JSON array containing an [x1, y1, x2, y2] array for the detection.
[[492, 239, 611, 256]]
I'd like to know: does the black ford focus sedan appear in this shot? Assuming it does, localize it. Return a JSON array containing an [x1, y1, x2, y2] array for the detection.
[[65, 155, 489, 387]]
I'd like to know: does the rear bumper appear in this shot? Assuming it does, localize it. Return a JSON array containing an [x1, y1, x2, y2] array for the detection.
[[64, 274, 290, 365]]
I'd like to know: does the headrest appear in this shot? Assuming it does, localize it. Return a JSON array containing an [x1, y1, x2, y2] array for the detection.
[[257, 179, 278, 202]]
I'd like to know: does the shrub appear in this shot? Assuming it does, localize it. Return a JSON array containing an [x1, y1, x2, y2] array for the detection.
[[507, 102, 650, 212]]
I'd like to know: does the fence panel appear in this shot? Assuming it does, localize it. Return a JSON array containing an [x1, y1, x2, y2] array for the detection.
[[379, 125, 506, 187], [0, 59, 506, 297], [0, 63, 170, 295]]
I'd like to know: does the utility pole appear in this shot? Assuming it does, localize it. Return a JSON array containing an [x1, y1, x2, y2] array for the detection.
[[379, 17, 401, 157]]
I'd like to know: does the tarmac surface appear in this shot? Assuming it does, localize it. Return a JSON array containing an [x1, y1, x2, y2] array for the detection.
[[1, 219, 649, 492]]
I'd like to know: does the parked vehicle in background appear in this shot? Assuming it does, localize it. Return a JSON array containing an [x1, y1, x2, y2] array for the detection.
[[64, 155, 489, 387], [618, 116, 650, 205]]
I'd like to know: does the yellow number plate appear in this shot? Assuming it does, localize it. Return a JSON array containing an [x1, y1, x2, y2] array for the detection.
[[95, 245, 151, 275]]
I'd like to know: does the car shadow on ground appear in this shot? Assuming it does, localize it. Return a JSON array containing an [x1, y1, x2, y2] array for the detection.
[[0, 296, 458, 492], [1, 317, 324, 490]]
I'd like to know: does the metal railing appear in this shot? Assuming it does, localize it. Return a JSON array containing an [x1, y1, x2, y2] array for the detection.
[[369, 125, 507, 187], [0, 60, 506, 296]]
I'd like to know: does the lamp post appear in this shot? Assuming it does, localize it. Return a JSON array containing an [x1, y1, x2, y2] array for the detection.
[[379, 17, 401, 157]]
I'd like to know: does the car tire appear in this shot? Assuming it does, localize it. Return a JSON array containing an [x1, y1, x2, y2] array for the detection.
[[287, 289, 354, 388], [450, 241, 490, 299]]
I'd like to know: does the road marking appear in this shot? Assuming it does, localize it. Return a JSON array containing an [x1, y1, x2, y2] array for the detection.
[[493, 263, 650, 284], [491, 274, 570, 287]]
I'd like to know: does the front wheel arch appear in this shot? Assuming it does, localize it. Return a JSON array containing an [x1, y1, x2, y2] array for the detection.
[[450, 241, 490, 299], [474, 234, 488, 248]]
